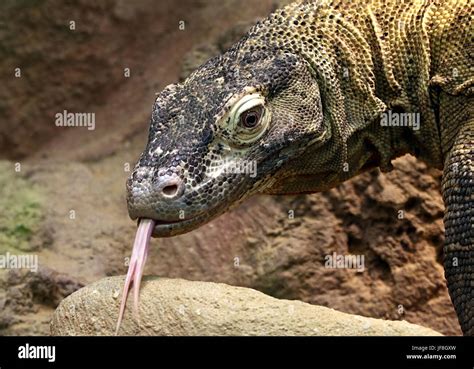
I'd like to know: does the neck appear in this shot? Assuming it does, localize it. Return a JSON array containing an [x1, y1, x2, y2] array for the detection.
[[258, 1, 443, 169], [247, 0, 443, 193]]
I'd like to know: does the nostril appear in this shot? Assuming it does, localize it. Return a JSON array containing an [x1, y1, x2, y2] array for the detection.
[[162, 184, 179, 197], [155, 174, 184, 199]]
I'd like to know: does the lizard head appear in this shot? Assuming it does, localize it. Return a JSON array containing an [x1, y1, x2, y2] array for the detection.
[[127, 47, 328, 237]]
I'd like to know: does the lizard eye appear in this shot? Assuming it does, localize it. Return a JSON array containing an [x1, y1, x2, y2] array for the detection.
[[223, 93, 270, 146], [240, 106, 264, 129]]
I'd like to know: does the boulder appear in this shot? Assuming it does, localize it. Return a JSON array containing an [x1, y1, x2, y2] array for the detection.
[[51, 276, 441, 336]]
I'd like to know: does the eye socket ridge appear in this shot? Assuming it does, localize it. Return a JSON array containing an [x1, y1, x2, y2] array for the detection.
[[231, 93, 266, 129], [219, 92, 270, 147]]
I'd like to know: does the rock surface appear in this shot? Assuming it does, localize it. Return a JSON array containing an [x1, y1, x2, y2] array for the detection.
[[51, 276, 441, 336]]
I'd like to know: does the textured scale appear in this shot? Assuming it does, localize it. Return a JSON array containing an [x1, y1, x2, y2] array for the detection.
[[126, 0, 473, 335]]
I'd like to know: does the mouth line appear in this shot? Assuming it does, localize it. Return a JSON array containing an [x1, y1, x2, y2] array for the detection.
[[141, 214, 206, 237], [139, 214, 200, 226], [152, 218, 195, 227], [151, 218, 189, 225]]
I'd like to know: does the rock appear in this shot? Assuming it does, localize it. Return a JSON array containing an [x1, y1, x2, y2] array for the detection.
[[51, 276, 441, 336], [0, 267, 83, 335]]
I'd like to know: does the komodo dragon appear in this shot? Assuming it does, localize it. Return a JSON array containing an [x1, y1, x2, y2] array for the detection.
[[125, 0, 473, 335]]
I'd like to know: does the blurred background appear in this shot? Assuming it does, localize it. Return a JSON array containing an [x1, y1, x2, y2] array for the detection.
[[0, 0, 460, 335]]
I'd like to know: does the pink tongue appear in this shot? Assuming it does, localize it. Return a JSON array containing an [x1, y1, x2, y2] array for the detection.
[[116, 218, 155, 334]]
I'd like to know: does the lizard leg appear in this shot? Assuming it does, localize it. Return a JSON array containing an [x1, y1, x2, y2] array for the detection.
[[442, 120, 473, 335]]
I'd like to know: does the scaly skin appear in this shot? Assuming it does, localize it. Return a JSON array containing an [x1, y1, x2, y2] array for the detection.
[[127, 0, 473, 334]]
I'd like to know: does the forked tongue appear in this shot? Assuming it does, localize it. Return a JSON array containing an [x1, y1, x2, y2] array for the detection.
[[115, 218, 155, 334]]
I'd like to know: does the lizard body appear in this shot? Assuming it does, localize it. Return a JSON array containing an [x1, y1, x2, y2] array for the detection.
[[126, 0, 473, 334]]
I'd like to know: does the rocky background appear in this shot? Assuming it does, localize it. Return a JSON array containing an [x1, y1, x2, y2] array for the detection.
[[0, 0, 461, 335]]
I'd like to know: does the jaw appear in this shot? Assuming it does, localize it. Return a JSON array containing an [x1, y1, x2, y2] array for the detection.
[[149, 211, 217, 237], [128, 172, 270, 237], [146, 186, 259, 237], [140, 197, 237, 237]]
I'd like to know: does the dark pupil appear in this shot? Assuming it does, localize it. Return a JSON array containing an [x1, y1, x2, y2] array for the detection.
[[242, 109, 260, 128], [245, 113, 257, 126]]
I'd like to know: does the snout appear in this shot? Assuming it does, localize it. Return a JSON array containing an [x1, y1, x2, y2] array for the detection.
[[125, 157, 255, 237], [126, 167, 214, 237], [126, 167, 186, 221]]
